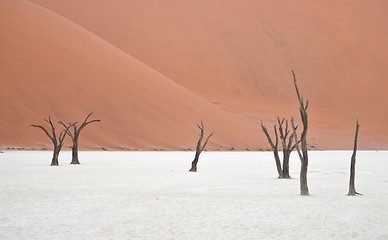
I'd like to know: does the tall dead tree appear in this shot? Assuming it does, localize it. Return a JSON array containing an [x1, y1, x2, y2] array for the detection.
[[31, 116, 72, 166], [189, 121, 213, 172], [348, 117, 360, 196], [260, 121, 282, 178], [60, 112, 100, 164], [261, 119, 298, 179], [292, 70, 309, 196]]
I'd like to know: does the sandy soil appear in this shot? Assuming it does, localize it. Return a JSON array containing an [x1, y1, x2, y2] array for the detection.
[[1, 0, 387, 150]]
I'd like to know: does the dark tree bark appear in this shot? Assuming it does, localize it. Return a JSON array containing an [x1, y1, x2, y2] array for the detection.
[[292, 70, 309, 196], [261, 119, 299, 179], [261, 121, 283, 178], [60, 112, 100, 164], [71, 139, 79, 164], [277, 117, 299, 179], [348, 117, 360, 196], [189, 121, 213, 172], [52, 147, 60, 166], [31, 116, 72, 166]]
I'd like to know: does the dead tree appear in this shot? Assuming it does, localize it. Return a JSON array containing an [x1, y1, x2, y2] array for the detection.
[[60, 112, 100, 164], [189, 121, 213, 172], [277, 117, 299, 179], [292, 70, 309, 196], [261, 119, 299, 178], [260, 121, 283, 178], [348, 117, 361, 196], [30, 116, 72, 166]]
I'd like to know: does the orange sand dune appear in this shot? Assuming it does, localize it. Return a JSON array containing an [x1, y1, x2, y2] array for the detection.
[[1, 0, 388, 150], [0, 0, 261, 151]]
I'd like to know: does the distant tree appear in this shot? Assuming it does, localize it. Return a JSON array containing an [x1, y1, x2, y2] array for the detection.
[[189, 121, 213, 172], [60, 112, 100, 164], [261, 117, 299, 178], [30, 116, 72, 166], [348, 117, 361, 196], [292, 70, 309, 196]]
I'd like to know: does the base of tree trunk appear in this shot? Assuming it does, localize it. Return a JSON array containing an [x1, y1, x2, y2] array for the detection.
[[70, 161, 80, 165], [348, 191, 362, 196], [300, 190, 309, 196], [300, 180, 309, 195], [279, 175, 291, 179], [189, 167, 197, 172], [50, 162, 59, 166], [51, 154, 59, 166]]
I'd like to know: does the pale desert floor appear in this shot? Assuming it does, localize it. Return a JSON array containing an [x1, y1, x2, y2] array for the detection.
[[0, 151, 387, 239]]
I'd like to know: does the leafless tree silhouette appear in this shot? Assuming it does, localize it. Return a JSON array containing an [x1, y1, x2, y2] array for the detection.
[[348, 117, 361, 196], [189, 121, 213, 172], [31, 116, 72, 166], [261, 118, 299, 178], [60, 112, 100, 164], [261, 121, 282, 178], [292, 70, 309, 196]]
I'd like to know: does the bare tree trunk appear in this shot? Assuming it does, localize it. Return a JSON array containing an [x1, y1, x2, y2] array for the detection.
[[273, 149, 283, 178], [293, 71, 309, 196], [51, 147, 60, 166], [260, 121, 284, 178], [189, 121, 213, 172], [300, 142, 309, 195], [71, 140, 80, 164], [190, 152, 200, 172], [348, 118, 360, 196], [282, 151, 291, 179]]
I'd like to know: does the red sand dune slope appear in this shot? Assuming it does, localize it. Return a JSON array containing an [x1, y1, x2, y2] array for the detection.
[[0, 0, 261, 151], [1, 0, 388, 150]]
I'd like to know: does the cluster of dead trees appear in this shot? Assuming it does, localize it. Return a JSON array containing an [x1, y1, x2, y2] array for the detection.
[[260, 71, 310, 195], [260, 71, 360, 196], [30, 112, 100, 166], [30, 72, 361, 197]]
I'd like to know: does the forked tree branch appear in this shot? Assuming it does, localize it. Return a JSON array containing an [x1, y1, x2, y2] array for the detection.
[[30, 124, 54, 143], [260, 121, 278, 150]]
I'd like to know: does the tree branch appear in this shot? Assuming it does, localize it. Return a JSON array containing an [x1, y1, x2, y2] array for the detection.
[[260, 121, 277, 150], [45, 116, 57, 145], [59, 121, 75, 140], [291, 118, 303, 161], [201, 132, 214, 152], [77, 112, 100, 136], [59, 123, 75, 148], [30, 124, 54, 143]]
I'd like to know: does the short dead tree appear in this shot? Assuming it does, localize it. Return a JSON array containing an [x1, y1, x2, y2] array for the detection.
[[189, 121, 213, 172], [30, 116, 72, 166], [261, 118, 299, 179], [260, 121, 282, 178], [292, 70, 309, 196], [277, 117, 299, 178], [348, 117, 361, 196], [60, 112, 100, 164]]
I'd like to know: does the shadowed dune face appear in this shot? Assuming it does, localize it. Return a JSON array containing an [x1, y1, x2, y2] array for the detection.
[[1, 0, 387, 150]]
